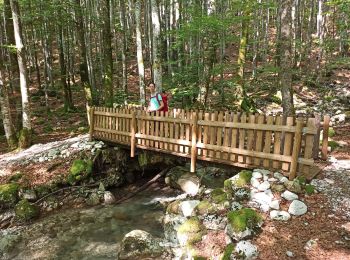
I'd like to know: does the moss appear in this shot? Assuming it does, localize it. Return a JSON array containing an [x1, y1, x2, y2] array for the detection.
[[195, 200, 216, 215], [305, 184, 315, 195], [296, 176, 306, 185], [227, 208, 262, 232], [178, 217, 206, 245], [233, 170, 253, 188], [328, 127, 336, 137], [328, 140, 339, 151], [18, 128, 32, 149], [34, 184, 55, 198], [15, 199, 39, 221], [0, 183, 19, 207], [224, 179, 233, 193], [9, 172, 23, 183], [210, 188, 227, 204], [67, 159, 93, 185], [221, 244, 235, 260]]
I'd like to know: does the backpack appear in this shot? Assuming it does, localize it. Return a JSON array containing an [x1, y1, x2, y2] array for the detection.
[[156, 92, 169, 112]]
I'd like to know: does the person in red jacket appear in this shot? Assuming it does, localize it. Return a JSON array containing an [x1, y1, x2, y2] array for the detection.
[[146, 82, 169, 112]]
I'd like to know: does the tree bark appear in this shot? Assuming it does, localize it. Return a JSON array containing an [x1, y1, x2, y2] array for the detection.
[[151, 0, 162, 92], [278, 0, 295, 117], [135, 0, 146, 105], [10, 0, 32, 148]]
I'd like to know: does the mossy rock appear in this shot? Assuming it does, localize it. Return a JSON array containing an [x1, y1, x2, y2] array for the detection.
[[224, 179, 233, 193], [9, 172, 23, 183], [15, 199, 39, 221], [233, 170, 253, 188], [166, 200, 181, 215], [305, 184, 315, 195], [271, 183, 285, 193], [221, 244, 235, 260], [67, 159, 93, 185], [227, 208, 262, 233], [0, 183, 19, 207], [177, 217, 207, 245], [210, 188, 228, 204], [195, 200, 216, 215]]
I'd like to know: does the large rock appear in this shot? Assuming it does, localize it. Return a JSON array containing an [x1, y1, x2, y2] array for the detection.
[[250, 190, 273, 212], [118, 230, 165, 260], [225, 208, 263, 241], [177, 217, 207, 246], [0, 183, 19, 208], [165, 166, 200, 195], [67, 159, 93, 185], [163, 214, 187, 244], [288, 200, 307, 216], [103, 191, 116, 205], [14, 199, 39, 221]]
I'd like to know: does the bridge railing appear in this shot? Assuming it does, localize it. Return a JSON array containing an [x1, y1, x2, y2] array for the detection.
[[89, 107, 330, 180]]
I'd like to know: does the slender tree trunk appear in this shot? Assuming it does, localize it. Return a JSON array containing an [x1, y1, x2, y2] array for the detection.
[[151, 0, 162, 92], [10, 0, 32, 148], [75, 0, 94, 117], [135, 0, 146, 105], [102, 0, 114, 106], [278, 0, 295, 116], [120, 0, 128, 102], [0, 69, 18, 149]]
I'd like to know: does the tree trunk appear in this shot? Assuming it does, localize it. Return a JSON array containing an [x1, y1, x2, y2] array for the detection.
[[278, 0, 295, 117], [151, 0, 162, 92], [102, 0, 114, 106], [0, 68, 18, 149], [10, 0, 32, 148], [135, 0, 146, 105], [75, 0, 94, 112]]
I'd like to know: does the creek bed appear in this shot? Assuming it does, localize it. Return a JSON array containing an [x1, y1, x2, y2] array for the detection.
[[0, 186, 176, 260]]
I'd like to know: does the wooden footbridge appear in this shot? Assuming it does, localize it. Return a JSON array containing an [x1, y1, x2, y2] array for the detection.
[[89, 107, 330, 180]]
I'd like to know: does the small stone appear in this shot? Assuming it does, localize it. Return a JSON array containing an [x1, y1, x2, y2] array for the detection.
[[288, 200, 307, 216], [103, 191, 116, 204], [270, 210, 291, 221], [268, 178, 278, 182], [258, 181, 270, 191], [269, 200, 280, 210], [179, 200, 200, 217], [235, 240, 258, 259], [284, 180, 302, 193], [250, 178, 260, 189], [286, 251, 294, 257], [280, 177, 289, 184], [231, 202, 243, 211], [274, 172, 284, 180], [38, 157, 45, 163], [281, 191, 298, 201], [254, 169, 271, 176], [252, 172, 262, 179], [304, 239, 318, 250]]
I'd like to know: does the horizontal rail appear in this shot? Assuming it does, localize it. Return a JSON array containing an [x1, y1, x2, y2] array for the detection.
[[94, 111, 133, 118], [135, 133, 191, 146], [136, 115, 192, 124], [94, 127, 132, 136]]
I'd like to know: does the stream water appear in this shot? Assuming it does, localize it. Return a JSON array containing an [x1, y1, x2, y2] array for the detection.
[[0, 187, 176, 260]]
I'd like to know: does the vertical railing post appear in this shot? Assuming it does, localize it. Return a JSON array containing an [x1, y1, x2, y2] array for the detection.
[[89, 107, 95, 141], [131, 111, 136, 157], [190, 111, 198, 173], [321, 115, 330, 160], [289, 119, 303, 180]]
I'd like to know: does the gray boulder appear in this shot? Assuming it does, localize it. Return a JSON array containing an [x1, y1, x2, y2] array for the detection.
[[288, 200, 307, 216]]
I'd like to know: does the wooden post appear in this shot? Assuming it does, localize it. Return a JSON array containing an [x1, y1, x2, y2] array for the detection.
[[130, 111, 136, 158], [190, 112, 198, 173], [289, 119, 303, 180], [321, 115, 330, 160], [89, 107, 95, 141], [313, 114, 321, 159]]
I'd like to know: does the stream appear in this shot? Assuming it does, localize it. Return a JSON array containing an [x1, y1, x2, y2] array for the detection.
[[0, 186, 177, 260]]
